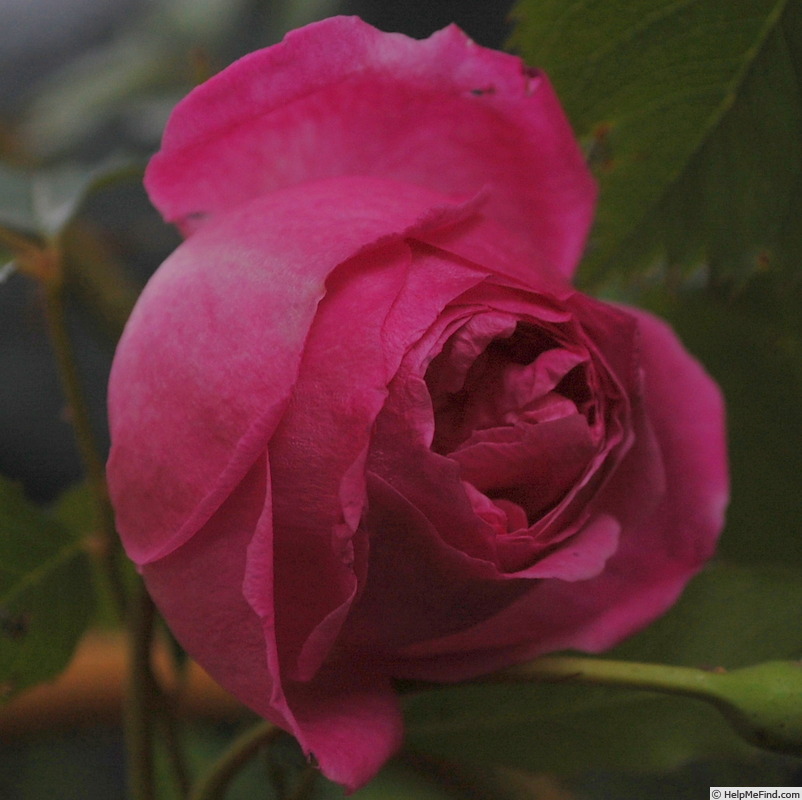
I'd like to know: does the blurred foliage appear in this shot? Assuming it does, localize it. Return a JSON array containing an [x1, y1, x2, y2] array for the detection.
[[611, 563, 802, 666], [0, 159, 142, 241], [17, 0, 251, 159], [0, 477, 94, 702], [3, 722, 510, 800], [13, 0, 340, 161], [0, 159, 143, 338], [0, 156, 144, 318]]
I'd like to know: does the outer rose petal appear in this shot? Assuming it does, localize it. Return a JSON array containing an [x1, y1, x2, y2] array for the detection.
[[143, 456, 403, 793], [108, 176, 479, 564], [283, 668, 403, 794], [387, 308, 727, 680], [618, 308, 728, 563], [141, 458, 283, 724], [145, 16, 595, 277]]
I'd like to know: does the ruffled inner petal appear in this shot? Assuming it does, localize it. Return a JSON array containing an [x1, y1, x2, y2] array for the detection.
[[378, 307, 725, 683], [424, 309, 605, 534], [498, 514, 620, 579], [368, 282, 639, 592], [455, 414, 596, 522]]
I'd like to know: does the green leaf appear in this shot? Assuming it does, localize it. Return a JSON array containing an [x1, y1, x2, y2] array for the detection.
[[49, 481, 137, 629], [50, 483, 117, 629], [0, 477, 94, 700], [404, 562, 802, 775], [51, 481, 95, 534], [510, 0, 802, 286]]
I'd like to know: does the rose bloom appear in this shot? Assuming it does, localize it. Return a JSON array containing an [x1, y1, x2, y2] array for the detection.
[[107, 16, 727, 791]]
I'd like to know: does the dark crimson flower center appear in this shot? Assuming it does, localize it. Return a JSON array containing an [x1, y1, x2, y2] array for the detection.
[[424, 317, 599, 527], [426, 320, 594, 451]]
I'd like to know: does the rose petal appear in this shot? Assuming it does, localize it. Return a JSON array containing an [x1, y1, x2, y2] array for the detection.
[[283, 667, 403, 794], [254, 242, 412, 683], [145, 458, 402, 793], [145, 16, 595, 277], [454, 414, 597, 521], [246, 236, 495, 684], [141, 456, 288, 725], [617, 307, 728, 560], [387, 309, 727, 680], [369, 373, 499, 562], [426, 311, 518, 398], [341, 473, 527, 654], [499, 514, 620, 579], [108, 176, 480, 565]]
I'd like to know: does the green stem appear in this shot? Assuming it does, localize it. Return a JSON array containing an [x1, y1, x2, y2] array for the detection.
[[41, 262, 127, 620], [484, 655, 718, 702], [189, 721, 281, 800], [429, 655, 802, 757], [126, 582, 158, 800]]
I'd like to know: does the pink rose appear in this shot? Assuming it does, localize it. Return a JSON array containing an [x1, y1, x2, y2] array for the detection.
[[107, 16, 727, 791]]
